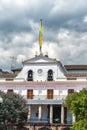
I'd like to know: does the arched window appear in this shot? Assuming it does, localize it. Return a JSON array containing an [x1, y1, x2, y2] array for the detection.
[[47, 69, 53, 81], [27, 70, 33, 81]]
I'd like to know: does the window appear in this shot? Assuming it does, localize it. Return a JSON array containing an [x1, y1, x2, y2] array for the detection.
[[47, 89, 53, 99], [67, 77, 76, 80], [68, 89, 74, 95], [27, 89, 33, 99], [47, 69, 53, 81], [7, 89, 13, 94], [27, 70, 33, 81]]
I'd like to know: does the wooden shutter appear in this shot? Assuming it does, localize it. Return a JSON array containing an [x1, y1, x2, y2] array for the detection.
[[7, 89, 13, 94], [47, 89, 53, 99], [27, 89, 33, 99], [68, 89, 74, 95]]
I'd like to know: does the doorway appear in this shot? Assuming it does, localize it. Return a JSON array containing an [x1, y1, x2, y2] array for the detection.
[[53, 105, 61, 123]]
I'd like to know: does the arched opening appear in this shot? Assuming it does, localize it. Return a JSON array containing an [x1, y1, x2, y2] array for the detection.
[[27, 70, 33, 81], [47, 69, 53, 81]]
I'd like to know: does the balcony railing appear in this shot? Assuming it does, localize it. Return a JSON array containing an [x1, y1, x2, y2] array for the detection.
[[26, 95, 66, 100]]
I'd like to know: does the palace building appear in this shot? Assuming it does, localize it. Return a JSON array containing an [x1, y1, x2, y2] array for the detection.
[[0, 20, 87, 130]]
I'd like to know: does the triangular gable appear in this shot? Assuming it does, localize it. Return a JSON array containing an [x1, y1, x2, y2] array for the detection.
[[23, 54, 57, 64]]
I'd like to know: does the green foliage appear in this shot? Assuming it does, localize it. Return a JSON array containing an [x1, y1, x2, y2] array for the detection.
[[0, 91, 28, 129], [71, 119, 87, 130], [64, 88, 87, 130]]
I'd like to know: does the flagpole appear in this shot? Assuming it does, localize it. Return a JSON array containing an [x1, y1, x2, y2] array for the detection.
[[40, 46, 42, 54], [39, 19, 42, 55]]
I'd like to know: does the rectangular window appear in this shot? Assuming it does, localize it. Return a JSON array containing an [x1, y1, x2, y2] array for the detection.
[[68, 89, 74, 95], [67, 77, 76, 80], [47, 89, 53, 99], [27, 89, 33, 99], [7, 89, 13, 94]]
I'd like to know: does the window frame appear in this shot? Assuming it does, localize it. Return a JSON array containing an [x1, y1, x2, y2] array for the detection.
[[27, 89, 33, 99], [47, 89, 53, 99]]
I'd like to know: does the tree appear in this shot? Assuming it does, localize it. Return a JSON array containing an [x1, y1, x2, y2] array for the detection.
[[64, 88, 87, 130], [0, 91, 28, 130]]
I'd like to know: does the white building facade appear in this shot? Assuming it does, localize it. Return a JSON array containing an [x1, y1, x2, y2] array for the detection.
[[0, 53, 87, 128]]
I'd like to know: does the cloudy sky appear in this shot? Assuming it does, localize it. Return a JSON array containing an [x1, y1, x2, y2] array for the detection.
[[0, 0, 87, 70]]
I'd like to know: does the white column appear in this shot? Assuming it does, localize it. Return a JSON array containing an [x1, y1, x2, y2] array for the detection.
[[50, 105, 53, 124], [61, 105, 64, 124], [72, 114, 76, 123], [27, 105, 31, 121], [38, 105, 42, 121], [67, 109, 72, 124]]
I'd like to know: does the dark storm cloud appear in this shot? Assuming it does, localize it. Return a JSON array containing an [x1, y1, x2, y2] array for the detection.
[[0, 0, 87, 70]]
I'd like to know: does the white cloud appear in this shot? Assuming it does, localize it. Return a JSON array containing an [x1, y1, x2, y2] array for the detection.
[[83, 15, 87, 23], [12, 33, 34, 45], [17, 54, 26, 63], [57, 29, 70, 40], [0, 0, 87, 70], [50, 0, 87, 16]]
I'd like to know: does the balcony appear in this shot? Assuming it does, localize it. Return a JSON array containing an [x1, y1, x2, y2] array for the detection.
[[32, 95, 66, 100], [27, 95, 66, 105]]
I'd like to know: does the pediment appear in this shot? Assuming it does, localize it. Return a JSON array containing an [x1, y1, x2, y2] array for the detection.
[[23, 54, 57, 64]]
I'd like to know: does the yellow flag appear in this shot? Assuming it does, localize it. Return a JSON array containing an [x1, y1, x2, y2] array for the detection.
[[39, 19, 42, 53]]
